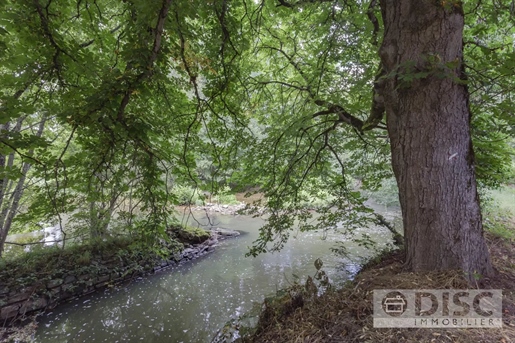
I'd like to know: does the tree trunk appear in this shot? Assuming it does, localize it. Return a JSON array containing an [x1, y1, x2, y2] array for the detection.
[[0, 116, 47, 257], [379, 0, 493, 278]]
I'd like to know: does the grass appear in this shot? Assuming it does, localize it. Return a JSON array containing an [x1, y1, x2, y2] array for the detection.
[[0, 237, 138, 288], [483, 185, 515, 242]]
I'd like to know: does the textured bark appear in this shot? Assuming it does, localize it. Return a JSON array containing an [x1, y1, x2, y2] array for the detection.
[[379, 0, 493, 278]]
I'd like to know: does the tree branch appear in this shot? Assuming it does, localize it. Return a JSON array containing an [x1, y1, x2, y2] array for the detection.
[[79, 24, 122, 48], [362, 64, 386, 130], [314, 99, 365, 130], [276, 0, 333, 8], [117, 0, 173, 122], [258, 80, 309, 92]]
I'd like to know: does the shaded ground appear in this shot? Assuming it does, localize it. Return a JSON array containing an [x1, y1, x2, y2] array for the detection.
[[247, 224, 515, 342]]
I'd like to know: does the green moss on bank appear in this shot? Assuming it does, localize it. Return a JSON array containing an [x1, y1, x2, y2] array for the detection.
[[168, 225, 211, 244], [0, 225, 210, 293]]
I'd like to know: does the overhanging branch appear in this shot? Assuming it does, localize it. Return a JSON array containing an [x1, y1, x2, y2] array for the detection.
[[312, 64, 387, 133], [314, 99, 365, 131], [276, 0, 334, 8]]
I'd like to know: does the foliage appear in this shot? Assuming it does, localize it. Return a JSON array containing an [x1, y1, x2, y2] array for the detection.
[[292, 184, 336, 210], [1, 233, 44, 260], [172, 185, 205, 206], [0, 224, 196, 290], [172, 184, 240, 205], [0, 0, 513, 259], [210, 186, 240, 205]]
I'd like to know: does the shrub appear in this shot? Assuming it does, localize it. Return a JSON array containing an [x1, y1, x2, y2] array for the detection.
[[173, 185, 204, 205]]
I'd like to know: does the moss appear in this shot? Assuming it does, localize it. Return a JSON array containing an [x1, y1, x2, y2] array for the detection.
[[168, 225, 210, 244], [0, 233, 178, 290]]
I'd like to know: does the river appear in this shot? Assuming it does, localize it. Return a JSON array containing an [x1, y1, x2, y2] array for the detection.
[[34, 209, 398, 343]]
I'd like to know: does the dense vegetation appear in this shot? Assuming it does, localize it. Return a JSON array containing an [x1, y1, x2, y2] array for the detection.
[[1, 2, 515, 342], [0, 0, 513, 280]]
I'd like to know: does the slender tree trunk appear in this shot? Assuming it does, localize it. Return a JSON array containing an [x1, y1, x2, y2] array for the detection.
[[0, 117, 47, 256], [379, 0, 493, 278]]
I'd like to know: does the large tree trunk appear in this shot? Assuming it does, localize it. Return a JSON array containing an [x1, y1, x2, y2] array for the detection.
[[379, 0, 493, 278]]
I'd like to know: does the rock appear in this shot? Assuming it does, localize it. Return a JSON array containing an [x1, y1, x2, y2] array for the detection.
[[7, 288, 35, 304], [1, 303, 21, 320], [47, 287, 61, 299], [96, 275, 110, 284], [64, 275, 76, 284], [78, 274, 90, 281], [20, 297, 48, 314], [0, 285, 9, 296], [169, 226, 210, 244], [46, 279, 63, 289], [214, 228, 240, 238]]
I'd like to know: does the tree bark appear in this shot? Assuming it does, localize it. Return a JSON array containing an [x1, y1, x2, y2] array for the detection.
[[379, 0, 493, 278]]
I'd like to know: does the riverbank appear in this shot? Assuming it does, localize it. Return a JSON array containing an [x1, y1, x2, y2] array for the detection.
[[0, 225, 240, 342], [241, 219, 515, 342]]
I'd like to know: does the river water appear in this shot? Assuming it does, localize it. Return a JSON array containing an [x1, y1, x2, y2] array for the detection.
[[34, 209, 397, 343]]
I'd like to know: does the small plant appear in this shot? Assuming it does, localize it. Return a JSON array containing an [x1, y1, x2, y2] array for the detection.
[[251, 258, 332, 339], [76, 251, 92, 265]]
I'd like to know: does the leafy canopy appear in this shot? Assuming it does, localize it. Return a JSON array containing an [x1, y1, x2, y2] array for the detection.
[[0, 0, 513, 252]]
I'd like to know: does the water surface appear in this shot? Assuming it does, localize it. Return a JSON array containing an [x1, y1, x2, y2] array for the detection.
[[35, 211, 395, 343]]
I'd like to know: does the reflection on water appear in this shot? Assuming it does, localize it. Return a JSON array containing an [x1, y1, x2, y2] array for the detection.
[[35, 212, 393, 343]]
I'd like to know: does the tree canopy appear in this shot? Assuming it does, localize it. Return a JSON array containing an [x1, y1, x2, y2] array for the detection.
[[0, 0, 513, 264]]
